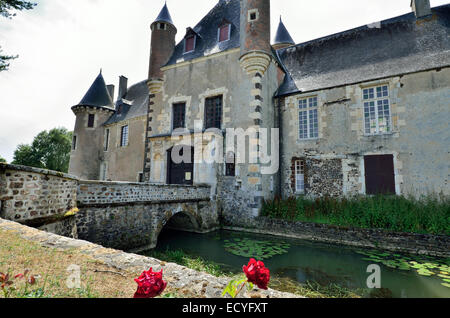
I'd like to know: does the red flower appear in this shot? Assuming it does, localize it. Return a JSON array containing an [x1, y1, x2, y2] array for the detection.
[[133, 268, 167, 298], [243, 258, 270, 290]]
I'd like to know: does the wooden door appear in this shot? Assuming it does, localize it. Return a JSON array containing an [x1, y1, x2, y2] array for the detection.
[[167, 146, 194, 185], [364, 155, 396, 195]]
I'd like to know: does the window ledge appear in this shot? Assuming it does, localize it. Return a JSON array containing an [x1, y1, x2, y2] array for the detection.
[[363, 132, 396, 137]]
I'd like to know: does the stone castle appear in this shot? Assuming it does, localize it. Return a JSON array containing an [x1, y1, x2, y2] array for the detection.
[[68, 0, 450, 221]]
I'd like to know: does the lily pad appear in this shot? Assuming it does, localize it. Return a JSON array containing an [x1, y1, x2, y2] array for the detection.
[[223, 238, 290, 260]]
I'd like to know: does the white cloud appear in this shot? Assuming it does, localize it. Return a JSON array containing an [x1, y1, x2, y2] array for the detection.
[[0, 0, 448, 162]]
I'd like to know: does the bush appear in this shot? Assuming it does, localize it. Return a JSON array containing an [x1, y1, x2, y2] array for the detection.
[[262, 194, 450, 235]]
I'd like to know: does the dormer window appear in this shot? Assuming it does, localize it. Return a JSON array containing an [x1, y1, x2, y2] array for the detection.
[[218, 23, 230, 42], [184, 28, 198, 54], [184, 35, 196, 53]]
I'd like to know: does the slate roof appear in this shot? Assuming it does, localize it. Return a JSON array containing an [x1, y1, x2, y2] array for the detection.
[[165, 0, 240, 66], [273, 17, 295, 46], [275, 4, 450, 97], [104, 80, 149, 125], [73, 72, 115, 109], [153, 2, 174, 26]]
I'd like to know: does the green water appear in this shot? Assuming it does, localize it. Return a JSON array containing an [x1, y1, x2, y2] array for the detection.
[[150, 229, 450, 298]]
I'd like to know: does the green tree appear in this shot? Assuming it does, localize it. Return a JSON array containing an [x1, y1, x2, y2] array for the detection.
[[0, 156, 7, 163], [12, 128, 73, 173], [0, 0, 36, 71]]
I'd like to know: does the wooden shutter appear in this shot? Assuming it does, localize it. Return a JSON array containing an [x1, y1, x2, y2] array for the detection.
[[364, 155, 396, 195], [185, 36, 195, 52], [219, 24, 230, 42]]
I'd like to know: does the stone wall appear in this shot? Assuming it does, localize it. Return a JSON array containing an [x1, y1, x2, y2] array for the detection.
[[0, 164, 218, 252], [224, 216, 450, 258], [77, 181, 211, 205], [76, 181, 218, 252], [280, 68, 450, 199], [0, 164, 78, 227], [0, 218, 297, 298]]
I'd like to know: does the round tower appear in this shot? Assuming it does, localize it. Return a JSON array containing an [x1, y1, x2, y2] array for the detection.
[[148, 2, 177, 93], [239, 0, 271, 76], [69, 71, 115, 180]]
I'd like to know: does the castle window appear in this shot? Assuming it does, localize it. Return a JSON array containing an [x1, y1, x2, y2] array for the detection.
[[363, 85, 391, 135], [225, 151, 235, 177], [218, 24, 230, 42], [87, 114, 95, 128], [104, 128, 110, 151], [298, 96, 319, 140], [205, 95, 223, 129], [172, 103, 186, 130], [184, 35, 196, 53], [120, 125, 129, 147], [295, 159, 305, 194], [72, 135, 77, 151], [248, 9, 259, 22], [157, 23, 166, 30]]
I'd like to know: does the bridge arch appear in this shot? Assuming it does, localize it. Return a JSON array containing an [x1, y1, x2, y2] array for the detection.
[[151, 203, 205, 248]]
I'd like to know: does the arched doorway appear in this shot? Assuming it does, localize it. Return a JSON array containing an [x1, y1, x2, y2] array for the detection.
[[167, 145, 194, 185]]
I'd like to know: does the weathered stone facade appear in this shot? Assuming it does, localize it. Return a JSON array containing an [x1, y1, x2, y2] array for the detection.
[[280, 68, 450, 199], [67, 1, 450, 224]]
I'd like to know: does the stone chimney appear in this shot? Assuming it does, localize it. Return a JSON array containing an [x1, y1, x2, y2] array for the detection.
[[118, 76, 128, 99], [106, 85, 115, 101], [411, 0, 431, 18]]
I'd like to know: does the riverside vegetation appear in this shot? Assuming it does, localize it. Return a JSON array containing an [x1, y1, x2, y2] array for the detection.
[[261, 194, 450, 236]]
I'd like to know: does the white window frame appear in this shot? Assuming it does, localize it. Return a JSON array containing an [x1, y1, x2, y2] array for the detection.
[[120, 125, 129, 147], [363, 84, 392, 136], [217, 24, 231, 43], [295, 159, 305, 194], [248, 9, 259, 22], [183, 35, 196, 54], [298, 96, 319, 140]]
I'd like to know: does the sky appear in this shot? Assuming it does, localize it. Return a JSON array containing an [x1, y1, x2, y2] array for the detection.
[[0, 0, 448, 162]]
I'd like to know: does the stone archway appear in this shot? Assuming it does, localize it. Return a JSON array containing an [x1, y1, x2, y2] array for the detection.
[[151, 203, 204, 249]]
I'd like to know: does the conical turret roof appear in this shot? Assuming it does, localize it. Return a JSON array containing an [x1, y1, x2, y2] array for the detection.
[[153, 2, 174, 25], [274, 17, 295, 46], [75, 71, 114, 109]]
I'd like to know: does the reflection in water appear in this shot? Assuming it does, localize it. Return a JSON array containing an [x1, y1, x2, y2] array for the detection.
[[147, 229, 450, 298]]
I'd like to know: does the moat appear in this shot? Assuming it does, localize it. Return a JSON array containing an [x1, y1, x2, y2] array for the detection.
[[146, 229, 450, 298]]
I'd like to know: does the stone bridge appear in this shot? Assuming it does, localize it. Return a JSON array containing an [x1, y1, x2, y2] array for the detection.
[[76, 181, 218, 252], [0, 164, 219, 252]]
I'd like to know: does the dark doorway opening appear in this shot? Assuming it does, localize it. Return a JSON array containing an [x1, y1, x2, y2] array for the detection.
[[364, 154, 396, 195], [167, 145, 194, 185]]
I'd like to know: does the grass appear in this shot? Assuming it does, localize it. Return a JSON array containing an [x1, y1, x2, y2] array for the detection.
[[262, 194, 450, 236], [0, 229, 187, 298], [269, 277, 363, 298], [146, 249, 236, 278]]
